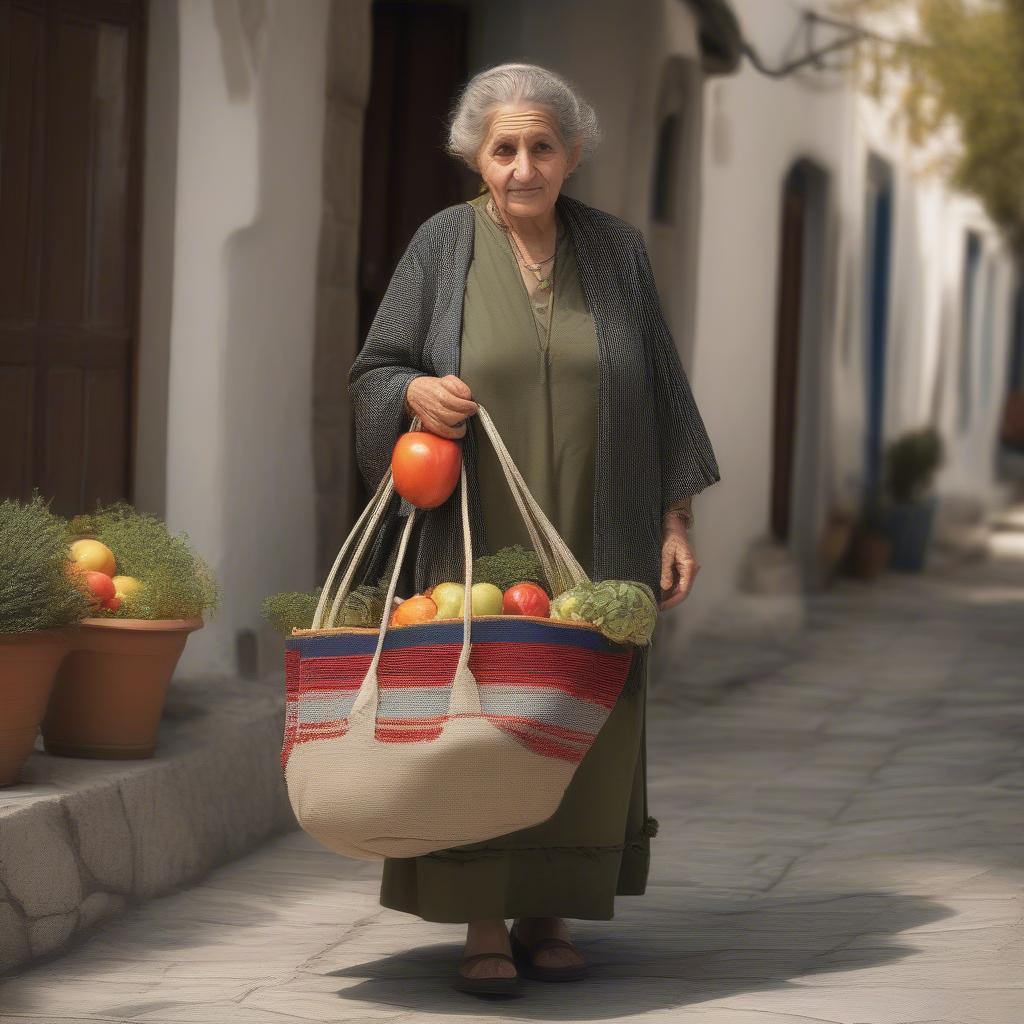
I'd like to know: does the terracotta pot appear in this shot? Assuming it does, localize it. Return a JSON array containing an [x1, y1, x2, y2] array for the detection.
[[849, 529, 892, 580], [41, 617, 203, 759], [0, 628, 76, 786], [818, 511, 855, 578]]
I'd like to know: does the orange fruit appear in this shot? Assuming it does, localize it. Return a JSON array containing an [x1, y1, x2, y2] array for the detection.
[[390, 594, 437, 626]]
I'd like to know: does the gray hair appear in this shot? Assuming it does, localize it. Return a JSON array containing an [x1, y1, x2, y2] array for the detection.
[[446, 63, 603, 172]]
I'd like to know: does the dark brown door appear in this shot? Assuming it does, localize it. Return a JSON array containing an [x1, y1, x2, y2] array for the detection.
[[351, 0, 471, 590], [0, 0, 144, 515], [358, 1, 473, 351], [771, 165, 807, 542]]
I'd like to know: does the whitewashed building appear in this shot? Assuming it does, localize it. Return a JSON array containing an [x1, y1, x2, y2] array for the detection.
[[7, 0, 1016, 681]]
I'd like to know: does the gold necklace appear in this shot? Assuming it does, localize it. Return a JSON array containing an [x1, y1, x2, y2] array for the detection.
[[486, 196, 561, 290]]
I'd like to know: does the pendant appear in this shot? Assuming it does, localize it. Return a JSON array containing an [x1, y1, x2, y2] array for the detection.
[[538, 278, 551, 290]]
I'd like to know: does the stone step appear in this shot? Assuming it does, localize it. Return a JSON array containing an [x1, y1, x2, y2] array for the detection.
[[0, 671, 297, 973]]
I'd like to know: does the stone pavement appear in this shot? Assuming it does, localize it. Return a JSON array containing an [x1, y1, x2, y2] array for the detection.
[[1, 522, 1022, 1024]]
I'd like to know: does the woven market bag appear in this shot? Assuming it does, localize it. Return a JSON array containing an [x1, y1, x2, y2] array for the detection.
[[281, 404, 639, 861]]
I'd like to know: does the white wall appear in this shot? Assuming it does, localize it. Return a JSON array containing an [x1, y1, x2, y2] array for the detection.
[[149, 0, 328, 677], [135, 0, 179, 519], [477, 0, 1021, 650]]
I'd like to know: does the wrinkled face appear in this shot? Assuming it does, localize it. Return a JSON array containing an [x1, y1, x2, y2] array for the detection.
[[476, 102, 581, 219]]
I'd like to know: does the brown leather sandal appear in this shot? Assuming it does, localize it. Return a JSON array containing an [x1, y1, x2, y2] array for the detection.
[[509, 920, 590, 982], [453, 951, 520, 995]]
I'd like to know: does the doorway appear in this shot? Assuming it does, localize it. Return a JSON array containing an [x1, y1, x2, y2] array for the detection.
[[770, 158, 832, 585], [862, 154, 894, 508], [0, 0, 145, 515]]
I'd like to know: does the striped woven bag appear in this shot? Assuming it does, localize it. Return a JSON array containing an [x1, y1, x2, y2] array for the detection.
[[281, 404, 639, 861]]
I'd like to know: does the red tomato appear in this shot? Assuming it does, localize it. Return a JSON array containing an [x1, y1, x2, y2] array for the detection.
[[84, 570, 116, 606], [502, 582, 550, 618], [391, 431, 462, 509], [103, 596, 122, 612]]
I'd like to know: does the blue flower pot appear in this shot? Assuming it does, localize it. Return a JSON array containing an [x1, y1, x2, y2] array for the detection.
[[886, 495, 938, 572]]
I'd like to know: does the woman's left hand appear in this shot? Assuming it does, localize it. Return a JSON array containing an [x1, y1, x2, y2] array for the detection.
[[659, 519, 700, 611]]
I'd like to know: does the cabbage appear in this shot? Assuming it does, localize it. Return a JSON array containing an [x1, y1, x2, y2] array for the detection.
[[550, 579, 657, 645]]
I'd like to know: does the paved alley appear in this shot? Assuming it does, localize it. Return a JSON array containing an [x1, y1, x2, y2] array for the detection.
[[1, 524, 1022, 1024]]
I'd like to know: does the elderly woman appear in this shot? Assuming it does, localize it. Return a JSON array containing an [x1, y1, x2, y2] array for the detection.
[[348, 62, 721, 994]]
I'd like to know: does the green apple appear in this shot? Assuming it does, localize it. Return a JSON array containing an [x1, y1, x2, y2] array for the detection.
[[431, 581, 466, 618], [471, 582, 504, 616]]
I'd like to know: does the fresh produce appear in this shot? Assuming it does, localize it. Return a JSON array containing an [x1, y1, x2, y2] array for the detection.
[[550, 580, 658, 645], [335, 581, 389, 627], [430, 582, 465, 619], [261, 587, 323, 635], [470, 582, 503, 616], [472, 544, 547, 594], [391, 432, 462, 509], [111, 575, 142, 600], [69, 538, 116, 577], [502, 582, 550, 618], [83, 571, 116, 609], [75, 503, 218, 620], [261, 576, 393, 635], [389, 594, 438, 626]]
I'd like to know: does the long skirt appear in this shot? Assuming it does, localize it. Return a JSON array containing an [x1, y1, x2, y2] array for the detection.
[[377, 642, 657, 922]]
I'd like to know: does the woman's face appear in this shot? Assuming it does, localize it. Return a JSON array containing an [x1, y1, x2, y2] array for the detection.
[[476, 102, 581, 221]]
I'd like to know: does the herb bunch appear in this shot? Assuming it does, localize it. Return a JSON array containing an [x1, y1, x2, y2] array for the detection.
[[0, 492, 90, 633], [77, 503, 219, 620]]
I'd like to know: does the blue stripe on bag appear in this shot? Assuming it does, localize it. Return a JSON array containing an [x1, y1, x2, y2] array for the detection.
[[287, 617, 625, 657]]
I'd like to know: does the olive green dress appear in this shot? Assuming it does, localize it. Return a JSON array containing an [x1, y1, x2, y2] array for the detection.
[[378, 192, 654, 922]]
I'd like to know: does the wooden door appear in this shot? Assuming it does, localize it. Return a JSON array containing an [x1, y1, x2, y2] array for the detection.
[[0, 0, 144, 515], [770, 166, 807, 541]]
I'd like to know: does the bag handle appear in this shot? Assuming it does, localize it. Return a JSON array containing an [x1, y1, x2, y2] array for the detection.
[[477, 405, 586, 596], [312, 403, 588, 632]]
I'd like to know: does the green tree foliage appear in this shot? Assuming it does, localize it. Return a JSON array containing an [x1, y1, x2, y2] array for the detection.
[[840, 0, 1024, 253]]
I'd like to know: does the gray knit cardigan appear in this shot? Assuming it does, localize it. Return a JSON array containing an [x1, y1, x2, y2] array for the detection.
[[347, 191, 721, 604]]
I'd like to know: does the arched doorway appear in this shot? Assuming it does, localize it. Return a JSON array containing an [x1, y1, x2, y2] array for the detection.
[[770, 158, 833, 586]]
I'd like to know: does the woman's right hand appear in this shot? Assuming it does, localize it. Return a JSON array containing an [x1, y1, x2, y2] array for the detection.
[[404, 374, 479, 439]]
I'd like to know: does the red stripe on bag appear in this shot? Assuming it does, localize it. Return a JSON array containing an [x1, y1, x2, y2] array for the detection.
[[380, 645, 463, 683], [470, 642, 632, 707], [496, 721, 589, 762], [483, 714, 595, 744], [374, 722, 445, 743], [281, 650, 302, 772]]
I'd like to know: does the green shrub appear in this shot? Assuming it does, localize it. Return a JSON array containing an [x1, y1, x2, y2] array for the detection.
[[0, 492, 90, 633], [261, 588, 322, 635], [261, 576, 392, 635], [884, 427, 945, 504], [78, 502, 219, 620]]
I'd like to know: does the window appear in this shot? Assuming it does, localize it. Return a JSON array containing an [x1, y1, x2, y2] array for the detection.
[[651, 113, 681, 225]]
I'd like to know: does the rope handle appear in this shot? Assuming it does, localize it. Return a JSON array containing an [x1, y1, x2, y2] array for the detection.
[[310, 403, 589, 632]]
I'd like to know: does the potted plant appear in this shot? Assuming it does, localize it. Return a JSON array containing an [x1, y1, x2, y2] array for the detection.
[[41, 503, 219, 759], [818, 505, 856, 584], [846, 483, 893, 580], [0, 493, 89, 785], [882, 426, 945, 572]]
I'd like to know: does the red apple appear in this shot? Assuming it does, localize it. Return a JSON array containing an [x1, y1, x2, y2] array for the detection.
[[502, 582, 550, 618], [84, 570, 116, 608]]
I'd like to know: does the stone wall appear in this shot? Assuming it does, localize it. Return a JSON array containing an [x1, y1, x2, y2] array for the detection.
[[0, 675, 295, 972]]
